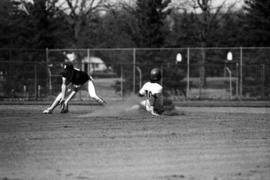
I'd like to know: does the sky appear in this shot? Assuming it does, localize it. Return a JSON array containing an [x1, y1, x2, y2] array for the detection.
[[169, 0, 244, 11], [204, 0, 244, 9], [109, 0, 245, 13], [21, 0, 245, 14]]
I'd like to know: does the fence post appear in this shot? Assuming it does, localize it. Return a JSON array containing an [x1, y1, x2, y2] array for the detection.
[[236, 62, 239, 99], [186, 48, 190, 99], [136, 66, 142, 89], [261, 64, 265, 98], [160, 65, 163, 87], [34, 63, 38, 100], [239, 47, 243, 100], [9, 48, 12, 61], [133, 48, 136, 93], [87, 48, 90, 73], [46, 48, 52, 95], [121, 64, 123, 98]]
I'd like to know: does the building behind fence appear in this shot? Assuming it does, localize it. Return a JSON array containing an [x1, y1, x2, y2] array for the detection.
[[0, 47, 269, 101]]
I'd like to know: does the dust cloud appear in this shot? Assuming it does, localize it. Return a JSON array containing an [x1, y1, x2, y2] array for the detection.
[[79, 94, 141, 117]]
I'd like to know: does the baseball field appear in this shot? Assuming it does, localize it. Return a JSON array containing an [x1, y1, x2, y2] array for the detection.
[[0, 102, 270, 180]]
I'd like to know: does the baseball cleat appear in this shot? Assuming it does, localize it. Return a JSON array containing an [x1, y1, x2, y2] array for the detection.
[[98, 97, 107, 105], [60, 104, 69, 113], [43, 108, 52, 114]]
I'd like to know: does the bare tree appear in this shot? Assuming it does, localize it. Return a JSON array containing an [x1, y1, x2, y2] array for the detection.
[[195, 0, 241, 89], [58, 0, 107, 48], [172, 0, 240, 90]]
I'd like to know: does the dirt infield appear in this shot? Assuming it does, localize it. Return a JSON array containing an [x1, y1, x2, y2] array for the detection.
[[0, 105, 270, 180]]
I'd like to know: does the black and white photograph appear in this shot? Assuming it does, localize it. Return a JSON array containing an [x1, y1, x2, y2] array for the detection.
[[0, 0, 270, 179]]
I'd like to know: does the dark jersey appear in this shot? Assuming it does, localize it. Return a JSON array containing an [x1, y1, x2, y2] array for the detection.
[[60, 68, 90, 85]]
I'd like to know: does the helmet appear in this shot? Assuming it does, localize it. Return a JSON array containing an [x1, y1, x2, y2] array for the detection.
[[63, 62, 74, 70], [150, 68, 161, 82]]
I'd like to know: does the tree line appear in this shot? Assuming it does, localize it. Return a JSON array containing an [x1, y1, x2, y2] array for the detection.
[[1, 0, 269, 50], [0, 0, 270, 97]]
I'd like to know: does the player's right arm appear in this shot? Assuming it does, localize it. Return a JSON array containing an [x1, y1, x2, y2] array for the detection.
[[138, 84, 146, 97], [139, 82, 153, 97]]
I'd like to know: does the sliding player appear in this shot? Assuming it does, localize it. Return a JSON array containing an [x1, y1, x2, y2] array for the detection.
[[130, 68, 164, 116], [43, 62, 106, 114]]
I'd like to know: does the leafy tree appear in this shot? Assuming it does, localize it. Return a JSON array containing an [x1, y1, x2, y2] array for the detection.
[[215, 11, 244, 47], [168, 0, 242, 90], [91, 8, 135, 48], [134, 0, 171, 48], [19, 0, 69, 49], [0, 0, 70, 50], [243, 0, 270, 46], [240, 0, 270, 96], [106, 0, 172, 91], [0, 0, 71, 96], [0, 0, 27, 48], [0, 0, 12, 48], [166, 11, 199, 47]]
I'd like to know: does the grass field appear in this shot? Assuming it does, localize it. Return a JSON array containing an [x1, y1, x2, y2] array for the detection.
[[0, 103, 270, 180]]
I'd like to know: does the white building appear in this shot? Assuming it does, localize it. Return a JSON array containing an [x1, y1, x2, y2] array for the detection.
[[81, 56, 107, 74]]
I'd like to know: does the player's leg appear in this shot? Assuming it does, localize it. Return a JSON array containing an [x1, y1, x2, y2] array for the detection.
[[128, 103, 141, 111], [128, 100, 159, 116], [43, 92, 63, 114], [149, 107, 160, 116], [127, 100, 146, 112], [87, 80, 106, 104], [143, 99, 160, 116], [60, 86, 78, 113]]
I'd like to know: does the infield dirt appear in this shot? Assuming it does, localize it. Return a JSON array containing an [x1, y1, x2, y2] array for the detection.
[[0, 104, 270, 180]]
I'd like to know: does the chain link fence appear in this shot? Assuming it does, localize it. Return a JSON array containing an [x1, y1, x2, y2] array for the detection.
[[0, 47, 269, 101]]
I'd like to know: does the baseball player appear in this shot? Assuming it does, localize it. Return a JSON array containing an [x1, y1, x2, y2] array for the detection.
[[43, 62, 106, 114], [131, 68, 165, 116]]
